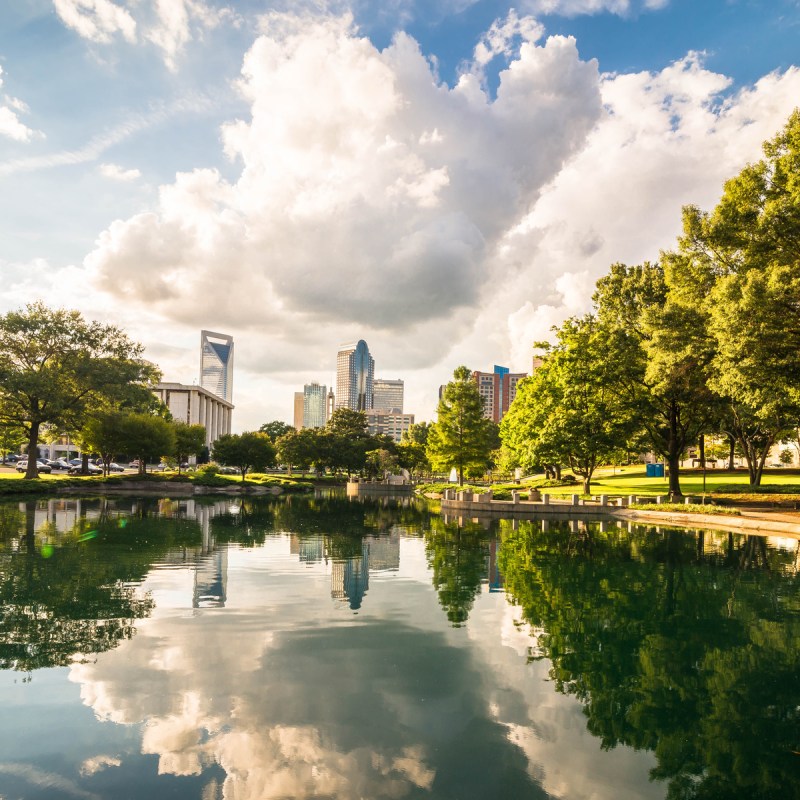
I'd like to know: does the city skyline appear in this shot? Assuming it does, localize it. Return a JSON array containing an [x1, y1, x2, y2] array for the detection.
[[2, 2, 800, 431]]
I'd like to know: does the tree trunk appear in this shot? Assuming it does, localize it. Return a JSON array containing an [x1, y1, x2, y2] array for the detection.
[[81, 452, 90, 474], [666, 402, 683, 499], [24, 423, 40, 480], [727, 433, 736, 470], [699, 433, 705, 469], [583, 477, 591, 494]]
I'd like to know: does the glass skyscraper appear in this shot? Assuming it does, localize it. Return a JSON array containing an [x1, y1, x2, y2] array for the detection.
[[200, 330, 234, 402], [372, 378, 404, 412], [336, 340, 374, 412], [303, 382, 328, 428]]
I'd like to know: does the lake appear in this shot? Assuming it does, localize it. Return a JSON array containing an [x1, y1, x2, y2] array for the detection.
[[0, 493, 798, 800]]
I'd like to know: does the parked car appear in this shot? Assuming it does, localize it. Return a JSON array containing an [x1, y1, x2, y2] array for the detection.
[[129, 459, 141, 468], [4, 454, 20, 463], [218, 466, 239, 475], [68, 463, 102, 475], [107, 462, 126, 472], [16, 460, 52, 474], [48, 459, 72, 471]]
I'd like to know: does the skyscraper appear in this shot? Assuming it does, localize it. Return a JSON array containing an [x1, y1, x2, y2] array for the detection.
[[303, 382, 328, 428], [372, 378, 404, 412], [293, 392, 304, 430], [473, 365, 527, 422], [336, 340, 375, 412], [200, 330, 234, 402]]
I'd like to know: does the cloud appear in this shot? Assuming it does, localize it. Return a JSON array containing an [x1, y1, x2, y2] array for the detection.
[[0, 93, 216, 178], [520, 0, 668, 15], [86, 12, 602, 343], [51, 0, 240, 69], [0, 66, 42, 143], [99, 162, 142, 181], [146, 0, 241, 71], [53, 0, 137, 44]]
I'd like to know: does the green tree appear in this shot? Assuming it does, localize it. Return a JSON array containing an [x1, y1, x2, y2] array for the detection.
[[594, 262, 716, 497], [259, 420, 295, 442], [120, 413, 176, 475], [670, 112, 800, 485], [0, 423, 25, 464], [364, 448, 398, 479], [502, 317, 640, 494], [213, 431, 276, 481], [396, 440, 429, 478], [82, 411, 132, 475], [276, 428, 320, 475], [402, 421, 431, 447], [172, 422, 207, 474], [0, 302, 160, 479], [426, 366, 491, 486], [325, 408, 374, 477]]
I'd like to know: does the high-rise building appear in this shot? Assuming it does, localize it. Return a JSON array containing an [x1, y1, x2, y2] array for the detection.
[[373, 378, 404, 412], [293, 392, 304, 430], [365, 410, 415, 443], [200, 330, 234, 402], [336, 340, 375, 412], [303, 382, 328, 428], [473, 365, 527, 422], [153, 382, 233, 447]]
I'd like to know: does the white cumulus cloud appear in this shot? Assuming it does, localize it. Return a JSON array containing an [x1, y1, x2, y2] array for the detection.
[[53, 0, 137, 44], [86, 12, 602, 353], [0, 65, 42, 143], [51, 0, 239, 69], [99, 162, 142, 181]]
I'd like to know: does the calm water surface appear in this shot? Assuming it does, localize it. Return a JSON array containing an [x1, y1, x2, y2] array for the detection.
[[0, 494, 798, 800]]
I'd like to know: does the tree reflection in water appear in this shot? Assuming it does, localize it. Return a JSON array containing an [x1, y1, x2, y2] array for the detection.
[[0, 499, 201, 672], [498, 519, 800, 800]]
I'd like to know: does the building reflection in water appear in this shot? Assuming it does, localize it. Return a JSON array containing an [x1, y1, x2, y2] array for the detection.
[[289, 530, 402, 611], [17, 497, 233, 609]]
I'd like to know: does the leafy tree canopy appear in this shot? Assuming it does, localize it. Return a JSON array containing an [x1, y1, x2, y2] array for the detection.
[[427, 366, 492, 486], [213, 431, 276, 480], [0, 302, 160, 479]]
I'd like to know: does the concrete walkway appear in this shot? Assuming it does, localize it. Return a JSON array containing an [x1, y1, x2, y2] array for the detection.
[[439, 492, 800, 538]]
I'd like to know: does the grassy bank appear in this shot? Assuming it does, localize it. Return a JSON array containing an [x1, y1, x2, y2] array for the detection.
[[0, 468, 316, 497]]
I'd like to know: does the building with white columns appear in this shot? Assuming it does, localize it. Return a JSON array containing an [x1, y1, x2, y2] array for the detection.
[[153, 383, 234, 447]]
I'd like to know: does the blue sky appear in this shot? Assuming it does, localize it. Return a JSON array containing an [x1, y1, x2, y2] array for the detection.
[[1, 0, 799, 428]]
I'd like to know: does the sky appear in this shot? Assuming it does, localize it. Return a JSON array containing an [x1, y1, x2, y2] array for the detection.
[[1, 0, 799, 431]]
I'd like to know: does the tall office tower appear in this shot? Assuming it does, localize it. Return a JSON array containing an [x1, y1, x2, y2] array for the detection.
[[372, 378, 404, 412], [327, 388, 335, 421], [473, 365, 527, 422], [336, 340, 375, 411], [200, 330, 234, 402], [303, 382, 328, 428], [293, 392, 304, 430]]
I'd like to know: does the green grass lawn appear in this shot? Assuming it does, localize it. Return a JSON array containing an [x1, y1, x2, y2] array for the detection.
[[526, 466, 800, 498]]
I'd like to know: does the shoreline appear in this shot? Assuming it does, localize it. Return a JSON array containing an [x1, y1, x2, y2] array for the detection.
[[440, 495, 800, 537]]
